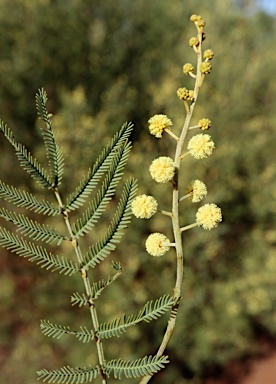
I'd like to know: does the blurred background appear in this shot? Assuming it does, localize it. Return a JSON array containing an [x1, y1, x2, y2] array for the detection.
[[0, 0, 275, 383]]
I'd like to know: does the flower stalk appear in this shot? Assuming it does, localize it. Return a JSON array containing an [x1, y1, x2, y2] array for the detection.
[[138, 14, 221, 384]]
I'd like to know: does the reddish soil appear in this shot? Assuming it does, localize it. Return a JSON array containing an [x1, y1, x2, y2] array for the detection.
[[203, 332, 276, 384], [203, 353, 276, 384], [241, 353, 276, 384]]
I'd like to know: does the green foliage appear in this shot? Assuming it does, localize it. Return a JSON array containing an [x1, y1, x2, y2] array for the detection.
[[36, 88, 64, 187], [98, 295, 174, 339], [37, 355, 169, 383], [0, 88, 174, 383], [40, 320, 95, 343], [65, 122, 134, 212], [0, 180, 60, 215], [72, 142, 132, 237], [0, 226, 79, 275], [0, 119, 52, 188], [37, 365, 100, 384], [0, 206, 65, 244], [81, 178, 138, 270], [104, 355, 170, 379]]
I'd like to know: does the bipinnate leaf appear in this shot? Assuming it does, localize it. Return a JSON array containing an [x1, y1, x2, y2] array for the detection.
[[37, 365, 100, 383], [65, 121, 134, 212], [71, 292, 89, 307], [72, 141, 132, 238], [0, 180, 60, 216], [0, 207, 66, 244], [36, 88, 64, 187], [40, 320, 94, 343], [105, 355, 170, 379], [81, 178, 137, 270], [0, 120, 52, 189], [0, 227, 78, 275], [71, 264, 122, 306], [98, 295, 174, 339], [37, 355, 169, 383], [90, 267, 122, 299]]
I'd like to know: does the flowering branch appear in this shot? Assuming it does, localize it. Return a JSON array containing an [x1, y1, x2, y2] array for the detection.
[[134, 14, 222, 383]]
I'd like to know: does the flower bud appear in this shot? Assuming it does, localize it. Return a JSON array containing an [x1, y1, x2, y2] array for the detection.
[[200, 62, 212, 75]]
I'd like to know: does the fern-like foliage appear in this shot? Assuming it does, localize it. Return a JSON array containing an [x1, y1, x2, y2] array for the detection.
[[98, 295, 174, 339], [40, 320, 95, 343], [0, 120, 52, 189], [105, 355, 170, 379], [0, 227, 78, 275], [90, 266, 122, 299], [0, 180, 60, 215], [81, 178, 137, 269], [37, 365, 100, 383], [0, 206, 66, 244], [70, 292, 89, 307], [37, 355, 169, 383], [72, 141, 132, 238], [65, 121, 134, 212], [0, 90, 167, 382], [70, 264, 123, 306], [36, 88, 64, 187]]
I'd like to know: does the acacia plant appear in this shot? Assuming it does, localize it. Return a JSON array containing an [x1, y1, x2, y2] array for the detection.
[[0, 14, 222, 383]]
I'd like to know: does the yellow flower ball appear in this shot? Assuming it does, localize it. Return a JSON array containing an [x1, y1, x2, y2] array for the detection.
[[191, 180, 207, 203], [149, 157, 175, 183], [196, 203, 222, 230], [187, 134, 215, 159], [148, 114, 173, 138], [145, 233, 170, 257], [131, 194, 158, 219]]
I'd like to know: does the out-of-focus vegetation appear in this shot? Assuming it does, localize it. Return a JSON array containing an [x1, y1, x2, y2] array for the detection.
[[0, 0, 275, 383]]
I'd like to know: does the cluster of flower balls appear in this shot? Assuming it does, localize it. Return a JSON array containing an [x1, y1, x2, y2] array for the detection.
[[131, 14, 222, 257], [131, 114, 222, 257]]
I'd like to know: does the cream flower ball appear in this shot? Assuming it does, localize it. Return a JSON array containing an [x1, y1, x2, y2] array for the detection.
[[131, 195, 158, 219], [149, 157, 175, 183]]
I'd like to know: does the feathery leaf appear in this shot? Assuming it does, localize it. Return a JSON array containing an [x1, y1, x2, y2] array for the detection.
[[0, 180, 59, 215], [98, 295, 174, 339], [65, 121, 134, 212], [71, 264, 122, 306], [105, 355, 170, 379], [90, 267, 122, 300], [40, 320, 94, 343], [0, 120, 52, 189], [0, 227, 78, 275], [36, 88, 64, 187], [71, 292, 89, 307], [37, 365, 99, 383], [81, 178, 137, 270], [72, 141, 132, 238], [0, 207, 66, 244]]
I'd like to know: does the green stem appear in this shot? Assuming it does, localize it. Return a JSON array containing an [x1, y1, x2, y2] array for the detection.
[[53, 187, 107, 384], [139, 23, 204, 384]]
